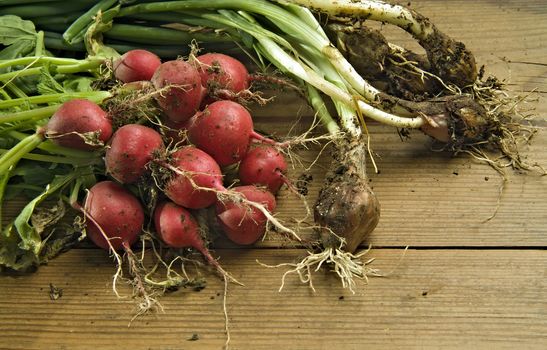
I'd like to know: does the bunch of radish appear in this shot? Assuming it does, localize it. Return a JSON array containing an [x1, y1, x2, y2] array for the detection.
[[59, 49, 295, 288]]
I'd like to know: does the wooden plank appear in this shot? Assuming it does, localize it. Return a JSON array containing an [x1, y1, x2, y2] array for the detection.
[[0, 248, 545, 349]]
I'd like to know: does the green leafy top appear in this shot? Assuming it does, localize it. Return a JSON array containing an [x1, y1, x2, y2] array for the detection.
[[0, 15, 37, 60]]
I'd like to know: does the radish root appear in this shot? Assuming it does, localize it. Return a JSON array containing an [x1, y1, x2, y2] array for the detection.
[[259, 244, 382, 294], [74, 202, 163, 320], [124, 243, 164, 322]]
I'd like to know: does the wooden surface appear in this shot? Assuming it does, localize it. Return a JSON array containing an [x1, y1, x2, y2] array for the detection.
[[1, 1, 546, 349]]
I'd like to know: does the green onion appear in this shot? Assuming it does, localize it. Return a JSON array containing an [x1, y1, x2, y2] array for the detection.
[[63, 0, 118, 44]]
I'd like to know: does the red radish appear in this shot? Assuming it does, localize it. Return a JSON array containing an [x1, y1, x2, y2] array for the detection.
[[157, 148, 297, 242], [164, 146, 223, 209], [77, 181, 157, 311], [45, 99, 112, 150], [187, 100, 272, 167], [113, 49, 161, 83], [154, 201, 202, 248], [238, 145, 288, 194], [105, 124, 164, 184], [215, 185, 276, 245], [154, 201, 239, 283], [83, 181, 144, 251], [196, 53, 250, 102], [151, 60, 205, 123]]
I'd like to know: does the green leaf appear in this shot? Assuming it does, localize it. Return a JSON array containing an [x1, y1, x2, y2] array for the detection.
[[30, 199, 66, 237], [62, 76, 94, 93], [14, 172, 77, 255], [5, 162, 72, 200], [0, 39, 35, 61], [11, 162, 62, 186], [0, 15, 36, 46], [0, 168, 86, 271], [0, 137, 18, 149], [0, 222, 38, 271], [0, 15, 37, 63], [37, 66, 65, 95], [0, 167, 10, 231], [21, 166, 56, 187], [7, 74, 39, 96], [39, 222, 82, 264]]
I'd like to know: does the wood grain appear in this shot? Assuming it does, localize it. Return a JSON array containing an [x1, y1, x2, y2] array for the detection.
[[0, 249, 545, 350]]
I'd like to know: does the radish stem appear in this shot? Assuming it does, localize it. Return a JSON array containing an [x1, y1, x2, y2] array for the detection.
[[63, 0, 118, 44], [0, 149, 102, 166], [0, 133, 44, 176], [0, 91, 112, 126], [0, 91, 112, 109]]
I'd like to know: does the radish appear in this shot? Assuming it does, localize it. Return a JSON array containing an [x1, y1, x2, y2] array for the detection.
[[215, 185, 276, 245], [196, 53, 250, 102], [45, 98, 112, 150], [187, 100, 273, 167], [238, 145, 288, 194], [113, 49, 162, 83], [154, 202, 219, 266], [163, 146, 223, 209], [158, 146, 299, 243], [151, 60, 205, 123], [76, 180, 159, 313], [82, 181, 144, 251], [154, 201, 241, 286], [154, 201, 201, 249], [105, 124, 164, 184]]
